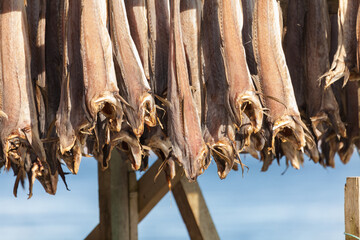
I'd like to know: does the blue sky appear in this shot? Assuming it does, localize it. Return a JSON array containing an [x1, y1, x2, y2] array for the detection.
[[0, 153, 358, 240]]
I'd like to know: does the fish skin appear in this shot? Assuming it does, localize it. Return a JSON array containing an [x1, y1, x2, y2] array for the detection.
[[56, 0, 89, 174], [253, 0, 312, 168], [324, 0, 360, 87], [0, 0, 54, 197], [125, 0, 150, 80], [43, 0, 64, 183], [147, 0, 170, 98], [305, 0, 347, 166], [219, 0, 263, 140], [109, 0, 156, 138], [241, 0, 257, 75], [81, 0, 122, 126], [180, 0, 203, 119], [338, 81, 358, 163], [168, 0, 208, 180], [283, 0, 306, 111], [146, 0, 176, 179], [80, 0, 123, 170], [202, 0, 238, 179], [26, 0, 47, 135]]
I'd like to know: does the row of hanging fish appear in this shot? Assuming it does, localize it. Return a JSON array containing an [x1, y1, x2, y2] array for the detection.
[[0, 0, 359, 197]]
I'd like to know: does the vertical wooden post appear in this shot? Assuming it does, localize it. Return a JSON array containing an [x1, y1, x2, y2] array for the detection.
[[98, 150, 131, 240], [345, 177, 360, 240], [172, 177, 220, 240], [128, 166, 138, 240]]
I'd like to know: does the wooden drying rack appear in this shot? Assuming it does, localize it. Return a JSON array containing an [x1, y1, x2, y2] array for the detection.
[[84, 150, 220, 240], [84, 1, 341, 239]]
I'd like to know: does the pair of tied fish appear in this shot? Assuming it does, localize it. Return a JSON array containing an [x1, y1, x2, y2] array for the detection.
[[0, 0, 156, 197], [164, 0, 262, 180], [321, 0, 360, 165], [56, 0, 156, 183], [283, 0, 360, 167], [166, 0, 311, 179]]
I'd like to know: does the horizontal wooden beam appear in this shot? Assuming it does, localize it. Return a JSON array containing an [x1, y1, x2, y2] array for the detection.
[[84, 224, 100, 240], [138, 159, 183, 222], [172, 177, 220, 240]]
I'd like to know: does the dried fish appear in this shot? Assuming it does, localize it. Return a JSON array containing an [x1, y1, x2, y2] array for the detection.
[[0, 0, 53, 197], [241, 0, 257, 75], [56, 0, 88, 174], [180, 0, 203, 118], [304, 0, 346, 167], [80, 0, 123, 168], [283, 0, 306, 111], [202, 0, 239, 178], [253, 0, 311, 169], [168, 0, 208, 180], [324, 0, 360, 87], [147, 0, 170, 98], [219, 0, 263, 143], [109, 0, 156, 137], [26, 0, 47, 135], [125, 0, 150, 80]]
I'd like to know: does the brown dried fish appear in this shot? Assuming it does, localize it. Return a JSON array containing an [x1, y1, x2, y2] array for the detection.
[[146, 0, 176, 180], [26, 0, 47, 135], [56, 0, 88, 174], [168, 0, 208, 180], [180, 0, 203, 118], [338, 82, 359, 163], [0, 0, 53, 197], [147, 0, 170, 98], [80, 0, 123, 168], [125, 0, 150, 80], [305, 0, 347, 166], [253, 0, 311, 169], [283, 0, 306, 111], [109, 0, 156, 137], [324, 0, 360, 87], [241, 0, 257, 75], [219, 0, 263, 143], [202, 0, 239, 178]]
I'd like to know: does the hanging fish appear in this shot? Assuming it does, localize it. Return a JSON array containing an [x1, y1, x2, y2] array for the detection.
[[324, 0, 360, 87], [283, 0, 306, 112], [125, 0, 150, 80], [56, 0, 89, 174], [219, 0, 263, 146], [202, 0, 240, 179], [79, 0, 123, 169], [109, 0, 156, 138], [0, 0, 54, 197], [241, 0, 257, 75], [253, 0, 313, 169], [167, 0, 208, 180]]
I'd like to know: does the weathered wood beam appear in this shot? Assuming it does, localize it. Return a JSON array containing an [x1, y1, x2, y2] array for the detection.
[[129, 168, 138, 240], [345, 177, 360, 240], [84, 224, 100, 240], [172, 177, 220, 240], [85, 150, 132, 240], [138, 159, 183, 222]]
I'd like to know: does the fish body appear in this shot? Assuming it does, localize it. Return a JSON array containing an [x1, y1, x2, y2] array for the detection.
[[253, 0, 311, 168], [202, 0, 239, 178], [168, 0, 208, 180], [109, 0, 156, 138], [324, 0, 360, 87]]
